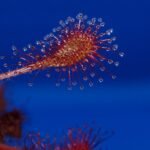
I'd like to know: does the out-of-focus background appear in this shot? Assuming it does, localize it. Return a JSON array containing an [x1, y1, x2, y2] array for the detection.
[[0, 0, 150, 149]]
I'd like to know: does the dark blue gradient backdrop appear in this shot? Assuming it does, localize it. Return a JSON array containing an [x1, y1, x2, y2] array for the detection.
[[0, 0, 150, 149]]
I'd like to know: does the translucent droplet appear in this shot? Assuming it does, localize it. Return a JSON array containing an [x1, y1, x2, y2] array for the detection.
[[59, 20, 63, 25], [98, 78, 103, 83], [80, 85, 84, 90], [28, 82, 33, 87], [3, 63, 8, 68], [41, 48, 46, 53], [65, 20, 69, 25], [100, 22, 105, 27], [12, 45, 17, 51], [46, 74, 51, 78], [111, 36, 117, 41], [67, 86, 72, 90], [91, 63, 95, 67], [108, 59, 114, 64], [108, 36, 117, 44], [106, 28, 113, 35], [91, 18, 96, 25], [98, 18, 103, 22], [49, 33, 54, 37], [119, 52, 124, 57], [59, 20, 66, 27], [72, 81, 77, 86], [61, 78, 66, 82], [23, 47, 27, 52], [112, 44, 118, 51], [82, 66, 87, 71], [52, 28, 57, 32], [18, 61, 22, 66], [67, 16, 72, 22], [87, 20, 92, 25], [27, 44, 31, 49], [100, 67, 105, 72], [83, 15, 88, 20], [44, 35, 49, 41], [112, 75, 117, 80], [83, 76, 88, 81], [56, 82, 60, 87], [76, 13, 83, 20], [99, 57, 105, 61], [89, 81, 93, 87], [13, 51, 17, 56], [56, 26, 61, 31], [90, 72, 95, 78], [114, 61, 119, 67], [96, 25, 100, 29], [71, 18, 75, 22], [20, 57, 26, 61]]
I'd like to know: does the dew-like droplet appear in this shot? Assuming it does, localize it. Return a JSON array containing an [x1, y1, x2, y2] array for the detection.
[[76, 13, 83, 20], [89, 81, 94, 87], [82, 66, 87, 71], [90, 72, 95, 78], [12, 45, 17, 51], [108, 59, 114, 64], [112, 44, 118, 51], [18, 61, 22, 66], [114, 61, 119, 67], [28, 82, 33, 87], [27, 44, 32, 49], [112, 75, 117, 80], [119, 52, 124, 57], [80, 85, 84, 90], [98, 18, 103, 23], [56, 82, 60, 87], [72, 81, 77, 86], [46, 73, 51, 78], [100, 67, 105, 72], [100, 22, 105, 27], [83, 15, 88, 20], [23, 47, 27, 52], [61, 78, 66, 82], [41, 48, 46, 53], [91, 63, 95, 67], [98, 78, 103, 83], [3, 63, 8, 68], [67, 86, 72, 90], [83, 76, 88, 81], [13, 51, 17, 56], [52, 28, 57, 33], [106, 28, 113, 35]]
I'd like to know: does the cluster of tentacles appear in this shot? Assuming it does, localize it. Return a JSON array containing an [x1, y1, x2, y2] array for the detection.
[[0, 13, 124, 89], [23, 126, 113, 150]]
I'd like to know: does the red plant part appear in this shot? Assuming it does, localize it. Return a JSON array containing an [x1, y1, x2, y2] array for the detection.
[[23, 126, 113, 150], [61, 126, 113, 150], [23, 132, 53, 150], [0, 144, 19, 150], [0, 13, 124, 89]]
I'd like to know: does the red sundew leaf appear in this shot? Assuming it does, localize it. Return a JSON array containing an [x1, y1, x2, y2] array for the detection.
[[0, 13, 124, 89], [0, 144, 19, 150]]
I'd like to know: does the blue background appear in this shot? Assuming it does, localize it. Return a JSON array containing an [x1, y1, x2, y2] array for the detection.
[[0, 0, 150, 149]]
